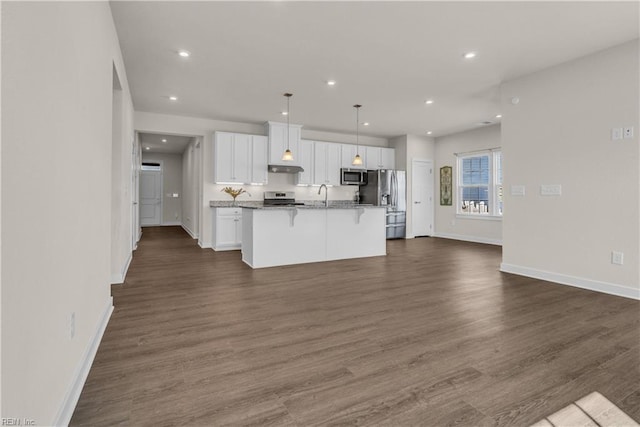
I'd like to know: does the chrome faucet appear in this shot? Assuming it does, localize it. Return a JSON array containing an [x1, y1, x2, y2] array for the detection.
[[318, 184, 328, 207]]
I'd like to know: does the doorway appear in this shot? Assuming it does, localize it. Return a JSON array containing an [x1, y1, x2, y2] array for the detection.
[[140, 163, 163, 226], [412, 159, 434, 237]]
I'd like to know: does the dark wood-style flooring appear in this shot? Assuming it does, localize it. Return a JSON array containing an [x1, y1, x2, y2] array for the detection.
[[71, 226, 640, 426]]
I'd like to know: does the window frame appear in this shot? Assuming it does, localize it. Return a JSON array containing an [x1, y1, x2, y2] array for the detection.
[[456, 149, 502, 219]]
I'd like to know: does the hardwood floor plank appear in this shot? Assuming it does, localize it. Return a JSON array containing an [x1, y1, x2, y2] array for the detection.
[[70, 226, 640, 426]]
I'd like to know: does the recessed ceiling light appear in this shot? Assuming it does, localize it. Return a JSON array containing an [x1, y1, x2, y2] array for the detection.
[[427, 131, 433, 135], [495, 114, 502, 118], [169, 96, 178, 101], [463, 52, 477, 59], [363, 122, 370, 126], [162, 139, 167, 143], [327, 80, 336, 86], [281, 111, 288, 116], [425, 99, 434, 105], [178, 50, 190, 58], [145, 146, 150, 150]]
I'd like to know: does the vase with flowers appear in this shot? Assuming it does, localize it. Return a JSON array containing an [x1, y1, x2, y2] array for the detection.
[[221, 187, 250, 206]]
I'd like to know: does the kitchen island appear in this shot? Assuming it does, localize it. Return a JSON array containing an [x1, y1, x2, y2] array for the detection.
[[241, 204, 386, 268]]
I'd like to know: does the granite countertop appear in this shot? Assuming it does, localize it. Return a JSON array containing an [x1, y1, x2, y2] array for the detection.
[[209, 200, 384, 210]]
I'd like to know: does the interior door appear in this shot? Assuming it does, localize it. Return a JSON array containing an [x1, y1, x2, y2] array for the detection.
[[412, 160, 434, 236], [140, 170, 162, 226]]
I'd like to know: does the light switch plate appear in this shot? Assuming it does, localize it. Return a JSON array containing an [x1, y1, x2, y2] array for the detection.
[[612, 128, 623, 140], [511, 185, 525, 196], [540, 184, 562, 196]]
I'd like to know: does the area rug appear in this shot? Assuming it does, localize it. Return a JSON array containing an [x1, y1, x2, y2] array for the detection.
[[531, 392, 639, 427]]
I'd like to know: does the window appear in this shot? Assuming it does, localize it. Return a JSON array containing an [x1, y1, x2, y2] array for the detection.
[[457, 149, 502, 217], [141, 162, 161, 171]]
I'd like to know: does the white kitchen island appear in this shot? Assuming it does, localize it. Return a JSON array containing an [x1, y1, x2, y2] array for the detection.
[[241, 205, 387, 268]]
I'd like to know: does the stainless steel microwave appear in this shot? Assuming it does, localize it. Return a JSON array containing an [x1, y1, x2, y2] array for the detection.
[[341, 168, 368, 185]]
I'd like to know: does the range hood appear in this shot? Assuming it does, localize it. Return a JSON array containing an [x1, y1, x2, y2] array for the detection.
[[268, 164, 304, 174]]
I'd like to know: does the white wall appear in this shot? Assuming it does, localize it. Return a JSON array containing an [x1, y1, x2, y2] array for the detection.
[[142, 153, 184, 225], [434, 125, 503, 245], [2, 2, 134, 424], [501, 39, 639, 299], [181, 138, 201, 238], [134, 111, 388, 248]]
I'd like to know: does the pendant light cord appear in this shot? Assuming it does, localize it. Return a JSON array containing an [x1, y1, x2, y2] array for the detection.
[[287, 95, 290, 151], [356, 106, 359, 152]]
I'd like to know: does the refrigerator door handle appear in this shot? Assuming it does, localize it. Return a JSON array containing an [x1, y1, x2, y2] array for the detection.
[[390, 172, 396, 208]]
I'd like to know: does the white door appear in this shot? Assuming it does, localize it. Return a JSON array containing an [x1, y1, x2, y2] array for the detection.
[[412, 160, 434, 237], [140, 170, 162, 226]]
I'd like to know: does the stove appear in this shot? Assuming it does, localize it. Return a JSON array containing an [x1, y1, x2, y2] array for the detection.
[[263, 191, 305, 207]]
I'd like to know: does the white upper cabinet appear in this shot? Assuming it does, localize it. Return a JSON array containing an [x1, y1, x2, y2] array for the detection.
[[214, 132, 250, 183], [341, 144, 367, 170], [365, 146, 395, 170], [265, 121, 302, 166], [296, 139, 314, 185], [214, 132, 267, 184], [250, 135, 268, 184], [314, 142, 341, 186], [380, 148, 395, 169]]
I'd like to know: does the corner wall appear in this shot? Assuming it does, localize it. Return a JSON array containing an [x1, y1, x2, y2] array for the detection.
[[182, 138, 201, 238], [501, 39, 639, 299], [2, 2, 134, 423], [434, 125, 502, 245]]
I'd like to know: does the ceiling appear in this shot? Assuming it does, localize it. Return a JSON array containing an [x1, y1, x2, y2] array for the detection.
[[139, 132, 193, 154], [111, 1, 639, 139]]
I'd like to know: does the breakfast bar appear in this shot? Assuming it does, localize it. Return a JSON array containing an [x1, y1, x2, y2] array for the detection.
[[241, 205, 386, 268]]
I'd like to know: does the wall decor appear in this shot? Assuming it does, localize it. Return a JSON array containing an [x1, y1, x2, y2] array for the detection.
[[440, 166, 453, 206]]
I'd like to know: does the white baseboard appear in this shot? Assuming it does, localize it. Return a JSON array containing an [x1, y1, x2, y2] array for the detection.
[[198, 241, 212, 249], [110, 252, 132, 285], [181, 223, 198, 239], [433, 232, 502, 246], [500, 263, 640, 300], [161, 221, 182, 226], [54, 297, 114, 426]]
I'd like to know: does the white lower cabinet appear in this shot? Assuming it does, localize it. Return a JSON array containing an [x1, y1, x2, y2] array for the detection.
[[213, 207, 242, 251]]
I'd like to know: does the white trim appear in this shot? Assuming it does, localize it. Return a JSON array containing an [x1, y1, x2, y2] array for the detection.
[[160, 221, 181, 226], [110, 252, 132, 284], [434, 232, 502, 246], [54, 297, 114, 426], [500, 263, 640, 300], [212, 244, 241, 251], [456, 214, 502, 221], [181, 223, 198, 239], [198, 241, 212, 249]]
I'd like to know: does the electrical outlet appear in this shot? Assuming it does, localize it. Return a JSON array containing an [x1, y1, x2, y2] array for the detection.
[[70, 312, 76, 339], [624, 127, 634, 139], [611, 251, 624, 265]]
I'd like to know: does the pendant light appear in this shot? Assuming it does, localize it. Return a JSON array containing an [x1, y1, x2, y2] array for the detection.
[[282, 93, 294, 161], [352, 104, 363, 166]]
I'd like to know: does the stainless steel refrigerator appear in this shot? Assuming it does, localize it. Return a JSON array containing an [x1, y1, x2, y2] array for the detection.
[[359, 170, 406, 239]]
